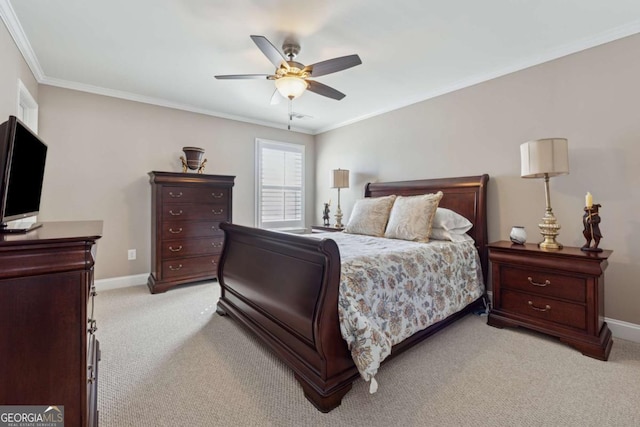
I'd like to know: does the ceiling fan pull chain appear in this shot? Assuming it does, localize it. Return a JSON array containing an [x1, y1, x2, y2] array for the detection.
[[288, 99, 292, 131]]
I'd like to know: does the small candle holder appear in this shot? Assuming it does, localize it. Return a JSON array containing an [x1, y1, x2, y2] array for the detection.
[[581, 203, 603, 252]]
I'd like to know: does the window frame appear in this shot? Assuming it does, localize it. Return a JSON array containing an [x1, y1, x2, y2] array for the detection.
[[255, 138, 305, 231]]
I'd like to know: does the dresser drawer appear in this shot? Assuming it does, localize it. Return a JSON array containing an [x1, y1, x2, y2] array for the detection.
[[500, 266, 586, 303], [162, 186, 229, 204], [161, 221, 223, 240], [162, 255, 220, 279], [161, 236, 224, 258], [162, 203, 229, 221], [501, 289, 586, 330]]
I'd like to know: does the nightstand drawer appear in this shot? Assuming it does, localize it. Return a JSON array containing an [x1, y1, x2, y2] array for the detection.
[[500, 266, 586, 302], [501, 289, 586, 330]]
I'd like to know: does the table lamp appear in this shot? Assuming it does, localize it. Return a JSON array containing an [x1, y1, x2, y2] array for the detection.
[[520, 138, 569, 250], [331, 169, 349, 228]]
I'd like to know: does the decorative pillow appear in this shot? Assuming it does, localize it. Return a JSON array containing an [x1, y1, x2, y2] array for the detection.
[[384, 191, 443, 242], [431, 228, 474, 242], [432, 207, 473, 232], [344, 195, 397, 237]]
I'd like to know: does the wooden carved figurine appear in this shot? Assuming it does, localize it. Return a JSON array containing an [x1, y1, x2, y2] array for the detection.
[[581, 204, 603, 252], [322, 203, 330, 227]]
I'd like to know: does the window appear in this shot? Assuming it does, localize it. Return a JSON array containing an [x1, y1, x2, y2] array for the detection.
[[17, 79, 38, 133], [256, 138, 305, 230]]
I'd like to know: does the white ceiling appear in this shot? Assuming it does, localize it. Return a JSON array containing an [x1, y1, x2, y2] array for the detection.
[[3, 0, 640, 134]]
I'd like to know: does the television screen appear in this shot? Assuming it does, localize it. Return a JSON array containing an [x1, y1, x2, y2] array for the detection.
[[0, 116, 48, 231]]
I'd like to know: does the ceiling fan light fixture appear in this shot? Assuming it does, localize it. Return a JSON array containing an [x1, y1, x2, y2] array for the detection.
[[275, 76, 308, 99]]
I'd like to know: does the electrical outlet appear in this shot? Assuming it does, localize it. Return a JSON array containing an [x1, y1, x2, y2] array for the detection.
[[128, 249, 136, 260]]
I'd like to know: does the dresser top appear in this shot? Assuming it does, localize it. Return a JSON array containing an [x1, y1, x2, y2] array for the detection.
[[488, 240, 612, 260], [149, 171, 235, 186], [0, 220, 103, 247]]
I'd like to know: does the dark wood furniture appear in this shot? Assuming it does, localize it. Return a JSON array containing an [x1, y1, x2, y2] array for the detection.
[[0, 221, 103, 427], [311, 225, 344, 233], [148, 171, 235, 294], [487, 241, 613, 360], [217, 175, 489, 412]]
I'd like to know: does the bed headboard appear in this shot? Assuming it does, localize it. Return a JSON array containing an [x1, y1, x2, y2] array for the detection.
[[365, 174, 489, 284]]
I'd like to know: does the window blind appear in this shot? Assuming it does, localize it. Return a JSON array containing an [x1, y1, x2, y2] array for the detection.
[[256, 139, 305, 230]]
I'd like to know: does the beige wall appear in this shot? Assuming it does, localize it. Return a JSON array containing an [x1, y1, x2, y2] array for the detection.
[[37, 86, 315, 280], [0, 19, 38, 124], [315, 33, 640, 325]]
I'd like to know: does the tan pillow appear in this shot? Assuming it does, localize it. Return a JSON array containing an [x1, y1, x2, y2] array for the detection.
[[344, 195, 397, 237], [384, 192, 443, 242]]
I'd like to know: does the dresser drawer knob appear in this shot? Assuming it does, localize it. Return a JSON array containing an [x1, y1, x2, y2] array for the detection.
[[528, 277, 551, 287], [169, 191, 183, 198], [212, 260, 217, 265], [211, 226, 218, 231], [212, 209, 224, 215], [528, 301, 551, 312], [169, 264, 183, 271], [169, 227, 183, 234], [212, 192, 224, 198], [169, 245, 183, 252], [169, 209, 183, 216], [211, 242, 223, 248]]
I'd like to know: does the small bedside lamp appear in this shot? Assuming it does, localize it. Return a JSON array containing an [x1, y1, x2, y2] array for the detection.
[[331, 169, 349, 228], [520, 138, 569, 250]]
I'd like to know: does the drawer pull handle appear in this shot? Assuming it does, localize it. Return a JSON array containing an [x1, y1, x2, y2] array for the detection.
[[212, 260, 217, 265], [528, 301, 551, 312], [211, 226, 218, 231], [211, 242, 223, 248], [169, 245, 183, 252], [212, 209, 224, 215], [169, 264, 183, 271], [212, 192, 224, 198], [528, 277, 551, 287], [169, 227, 183, 234], [169, 191, 183, 198], [169, 209, 183, 216]]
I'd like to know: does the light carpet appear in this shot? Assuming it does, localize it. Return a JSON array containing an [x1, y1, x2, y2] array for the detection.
[[95, 283, 640, 427]]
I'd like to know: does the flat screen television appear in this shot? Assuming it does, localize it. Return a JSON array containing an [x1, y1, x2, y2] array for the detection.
[[0, 115, 47, 233]]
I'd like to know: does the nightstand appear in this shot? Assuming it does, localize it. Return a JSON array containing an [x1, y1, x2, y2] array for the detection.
[[487, 241, 613, 360], [311, 225, 344, 233]]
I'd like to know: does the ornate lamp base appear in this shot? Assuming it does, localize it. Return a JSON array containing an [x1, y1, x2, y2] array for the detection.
[[538, 211, 562, 250], [335, 206, 344, 229]]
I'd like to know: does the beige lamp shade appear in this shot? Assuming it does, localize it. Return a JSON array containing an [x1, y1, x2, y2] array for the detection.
[[331, 169, 350, 189], [520, 138, 569, 178]]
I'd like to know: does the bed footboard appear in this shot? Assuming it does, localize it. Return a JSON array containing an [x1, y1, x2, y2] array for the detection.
[[216, 223, 359, 412]]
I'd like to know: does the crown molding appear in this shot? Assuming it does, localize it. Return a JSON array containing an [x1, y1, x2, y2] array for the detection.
[[0, 0, 44, 80]]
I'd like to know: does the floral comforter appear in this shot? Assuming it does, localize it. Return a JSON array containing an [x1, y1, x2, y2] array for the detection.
[[311, 232, 484, 387]]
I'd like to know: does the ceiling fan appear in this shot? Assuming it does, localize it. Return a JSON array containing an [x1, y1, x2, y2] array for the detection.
[[215, 35, 362, 102]]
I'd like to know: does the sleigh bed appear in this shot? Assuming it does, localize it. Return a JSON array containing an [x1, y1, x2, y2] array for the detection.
[[216, 174, 489, 412]]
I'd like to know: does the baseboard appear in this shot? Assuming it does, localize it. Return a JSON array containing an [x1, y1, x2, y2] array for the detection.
[[605, 318, 640, 343], [95, 273, 148, 291], [485, 290, 640, 343]]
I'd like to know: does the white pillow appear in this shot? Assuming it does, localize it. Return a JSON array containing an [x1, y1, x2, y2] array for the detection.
[[384, 192, 443, 242], [432, 208, 472, 232], [344, 195, 396, 237], [430, 228, 474, 242]]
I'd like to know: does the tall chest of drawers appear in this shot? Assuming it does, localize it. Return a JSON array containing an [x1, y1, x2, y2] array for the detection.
[[148, 171, 235, 294], [487, 241, 613, 360]]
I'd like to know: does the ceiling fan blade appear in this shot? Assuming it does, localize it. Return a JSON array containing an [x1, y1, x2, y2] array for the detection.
[[306, 80, 346, 100], [306, 54, 362, 77], [214, 74, 273, 80], [250, 35, 288, 69]]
